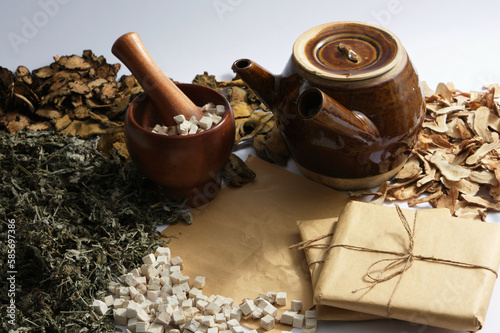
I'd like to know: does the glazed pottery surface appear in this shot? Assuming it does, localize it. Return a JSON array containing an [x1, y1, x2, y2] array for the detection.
[[233, 22, 425, 190], [125, 84, 235, 207]]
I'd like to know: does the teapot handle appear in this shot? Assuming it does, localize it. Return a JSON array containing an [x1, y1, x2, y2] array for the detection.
[[297, 88, 380, 141]]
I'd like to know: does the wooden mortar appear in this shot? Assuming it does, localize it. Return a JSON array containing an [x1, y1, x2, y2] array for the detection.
[[112, 32, 203, 127]]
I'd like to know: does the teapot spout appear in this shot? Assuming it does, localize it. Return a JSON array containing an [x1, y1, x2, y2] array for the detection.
[[232, 59, 279, 110], [297, 88, 380, 143]]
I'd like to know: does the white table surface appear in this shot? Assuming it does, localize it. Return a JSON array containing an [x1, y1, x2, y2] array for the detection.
[[2, 1, 500, 332]]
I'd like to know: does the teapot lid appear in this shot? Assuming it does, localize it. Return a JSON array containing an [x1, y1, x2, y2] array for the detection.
[[293, 22, 404, 81]]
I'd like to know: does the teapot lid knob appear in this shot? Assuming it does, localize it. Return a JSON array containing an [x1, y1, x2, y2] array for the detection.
[[293, 22, 404, 81]]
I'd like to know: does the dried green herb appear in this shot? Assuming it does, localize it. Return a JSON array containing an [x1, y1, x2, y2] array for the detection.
[[0, 131, 190, 332]]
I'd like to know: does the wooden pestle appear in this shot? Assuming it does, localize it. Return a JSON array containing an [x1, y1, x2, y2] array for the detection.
[[112, 32, 203, 127]]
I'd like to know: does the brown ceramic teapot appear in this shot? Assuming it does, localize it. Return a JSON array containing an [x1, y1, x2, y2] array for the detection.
[[232, 22, 425, 190]]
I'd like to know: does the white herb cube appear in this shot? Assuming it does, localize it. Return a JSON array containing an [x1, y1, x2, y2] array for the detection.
[[193, 276, 206, 289], [292, 313, 305, 328], [142, 253, 156, 265], [276, 292, 287, 306], [173, 115, 186, 124], [239, 300, 256, 316], [92, 299, 108, 316], [260, 315, 275, 331], [279, 310, 297, 326], [198, 116, 213, 130], [216, 105, 225, 116]]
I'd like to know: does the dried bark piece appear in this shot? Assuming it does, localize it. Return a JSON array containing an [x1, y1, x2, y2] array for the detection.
[[113, 139, 129, 160], [54, 54, 91, 70], [41, 85, 72, 105], [235, 111, 274, 144], [231, 101, 253, 119], [252, 125, 290, 165], [36, 108, 63, 120], [394, 156, 421, 180], [97, 130, 129, 160], [68, 81, 91, 95], [433, 105, 465, 115], [234, 118, 247, 143], [32, 65, 56, 79], [222, 153, 256, 187], [60, 119, 107, 139], [421, 81, 435, 99], [27, 122, 51, 131], [217, 79, 246, 88], [465, 142, 500, 165], [1, 113, 30, 132], [192, 71, 220, 91], [15, 66, 34, 85], [487, 113, 500, 133], [469, 91, 487, 106], [427, 150, 471, 181], [12, 93, 35, 113], [440, 177, 479, 196], [93, 82, 118, 105], [55, 114, 71, 131], [469, 170, 498, 186], [226, 86, 248, 103], [473, 106, 496, 142], [87, 78, 108, 90], [445, 117, 473, 140], [455, 205, 487, 220], [408, 189, 443, 207], [422, 114, 448, 133], [483, 83, 500, 98], [253, 134, 269, 162], [416, 168, 438, 187], [435, 82, 454, 106], [429, 186, 458, 215], [429, 133, 454, 149], [390, 181, 433, 201], [414, 150, 438, 187], [352, 181, 392, 203], [461, 194, 500, 210], [89, 111, 115, 127], [371, 181, 390, 205], [488, 169, 500, 202], [74, 105, 90, 119]]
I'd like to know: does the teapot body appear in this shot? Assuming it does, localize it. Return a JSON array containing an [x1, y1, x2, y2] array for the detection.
[[232, 22, 426, 190], [273, 49, 425, 189]]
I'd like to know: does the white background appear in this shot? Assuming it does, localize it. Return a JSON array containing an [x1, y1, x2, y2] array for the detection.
[[1, 1, 500, 332]]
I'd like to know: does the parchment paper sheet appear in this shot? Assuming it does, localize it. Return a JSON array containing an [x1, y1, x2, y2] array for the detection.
[[314, 201, 500, 332], [162, 155, 350, 331]]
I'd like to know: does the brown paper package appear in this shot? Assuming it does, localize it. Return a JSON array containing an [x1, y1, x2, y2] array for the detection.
[[314, 201, 500, 332]]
